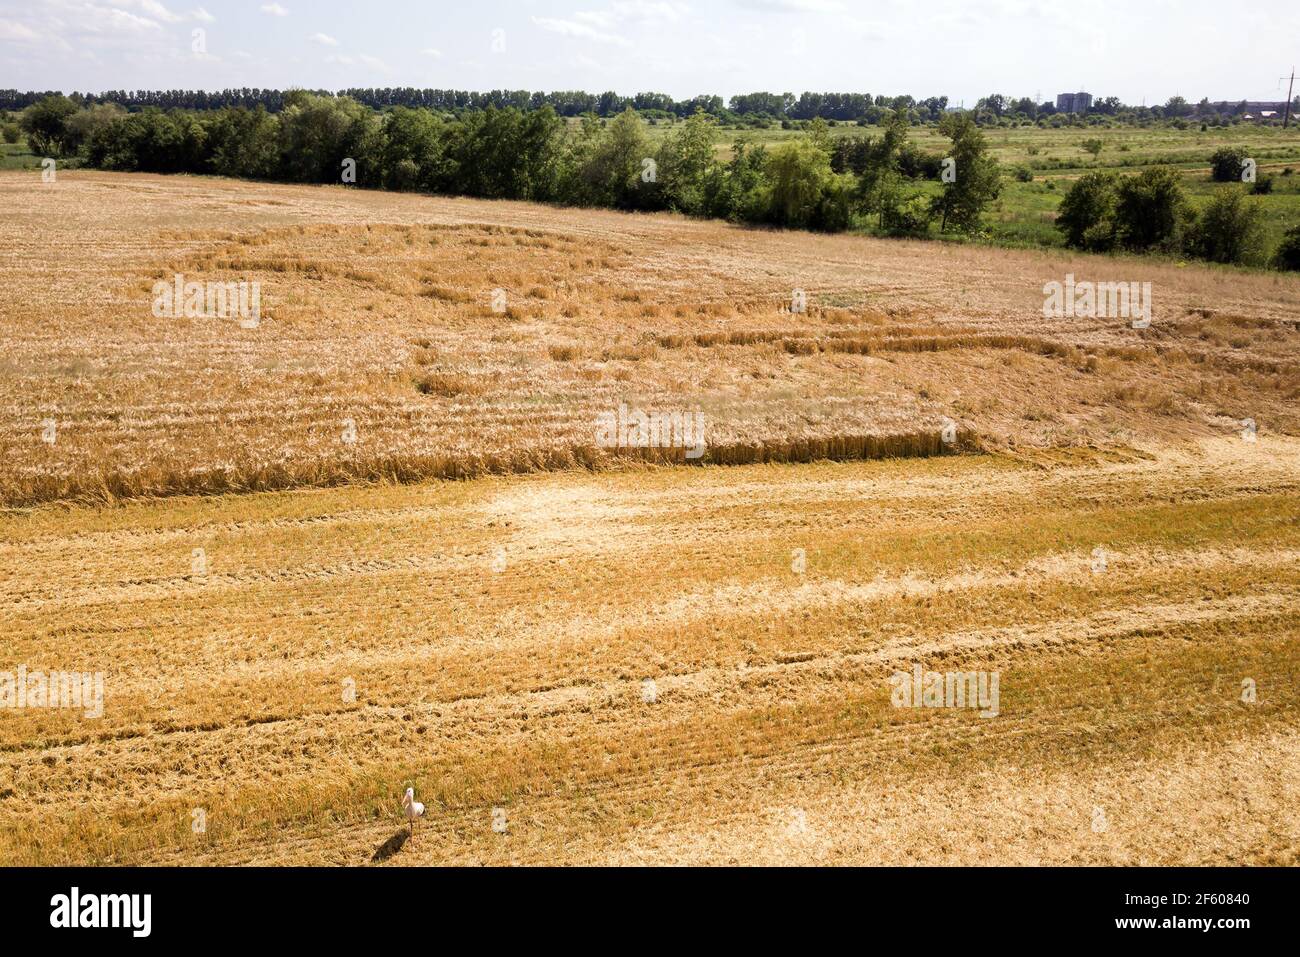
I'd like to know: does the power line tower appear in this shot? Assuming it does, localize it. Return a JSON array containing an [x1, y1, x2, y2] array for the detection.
[[1282, 68, 1296, 128]]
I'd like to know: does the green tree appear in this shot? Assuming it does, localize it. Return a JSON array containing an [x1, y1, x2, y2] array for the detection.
[[63, 103, 125, 155], [207, 106, 281, 179], [86, 109, 209, 173], [447, 105, 559, 197], [764, 138, 831, 228], [20, 95, 78, 156], [377, 107, 444, 191], [858, 109, 912, 230], [930, 112, 1001, 233], [1055, 171, 1118, 250], [1113, 166, 1189, 251], [806, 116, 831, 151], [514, 106, 566, 201], [556, 112, 604, 205], [654, 111, 718, 215], [1188, 188, 1266, 265], [577, 108, 654, 209], [704, 139, 768, 222], [760, 138, 854, 231], [278, 92, 379, 185]]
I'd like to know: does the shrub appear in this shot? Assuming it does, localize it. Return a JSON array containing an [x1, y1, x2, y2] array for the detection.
[[882, 192, 932, 235], [1274, 225, 1300, 271], [1113, 166, 1190, 251], [1055, 171, 1117, 250], [1209, 146, 1249, 182], [1188, 188, 1266, 265], [896, 142, 943, 179]]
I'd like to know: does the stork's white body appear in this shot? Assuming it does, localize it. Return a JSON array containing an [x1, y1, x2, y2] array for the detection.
[[403, 787, 426, 833]]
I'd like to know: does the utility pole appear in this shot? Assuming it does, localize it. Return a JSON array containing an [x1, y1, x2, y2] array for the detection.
[[1282, 68, 1296, 129]]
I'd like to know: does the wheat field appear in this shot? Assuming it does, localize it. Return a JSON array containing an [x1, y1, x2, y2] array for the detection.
[[1, 170, 1298, 865], [3, 171, 1298, 506]]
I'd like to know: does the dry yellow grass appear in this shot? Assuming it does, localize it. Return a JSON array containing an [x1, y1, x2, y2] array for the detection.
[[1, 171, 1297, 507], [1, 171, 1297, 866], [0, 436, 1296, 865]]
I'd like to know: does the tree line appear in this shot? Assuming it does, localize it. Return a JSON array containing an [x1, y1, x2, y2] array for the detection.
[[15, 86, 1293, 126], [19, 91, 1001, 236], [13, 90, 1298, 268], [0, 87, 947, 122]]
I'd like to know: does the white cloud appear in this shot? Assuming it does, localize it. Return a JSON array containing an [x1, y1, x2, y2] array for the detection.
[[574, 11, 616, 29], [310, 32, 339, 46], [736, 0, 846, 11], [260, 3, 289, 16], [532, 16, 630, 45], [420, 47, 442, 57], [323, 52, 391, 73], [94, 8, 164, 32], [609, 1, 688, 22], [105, 0, 183, 24], [575, 2, 687, 29], [0, 18, 40, 41], [191, 6, 215, 23]]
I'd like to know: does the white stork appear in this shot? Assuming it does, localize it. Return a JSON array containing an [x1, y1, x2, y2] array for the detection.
[[402, 787, 426, 835]]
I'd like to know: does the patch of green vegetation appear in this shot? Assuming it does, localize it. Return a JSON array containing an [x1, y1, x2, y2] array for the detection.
[[0, 141, 41, 170]]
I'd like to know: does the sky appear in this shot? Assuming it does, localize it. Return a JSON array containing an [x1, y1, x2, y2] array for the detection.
[[1, 0, 1297, 107]]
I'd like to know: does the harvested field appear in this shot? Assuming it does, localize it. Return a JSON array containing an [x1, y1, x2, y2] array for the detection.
[[2, 171, 1298, 507], [1, 436, 1297, 864], [1, 171, 1297, 867]]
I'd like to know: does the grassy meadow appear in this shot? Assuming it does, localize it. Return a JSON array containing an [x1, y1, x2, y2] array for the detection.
[[667, 120, 1300, 252]]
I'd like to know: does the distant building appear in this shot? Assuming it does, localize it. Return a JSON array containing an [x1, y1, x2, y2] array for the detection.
[[1056, 91, 1093, 113], [1213, 100, 1288, 113]]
